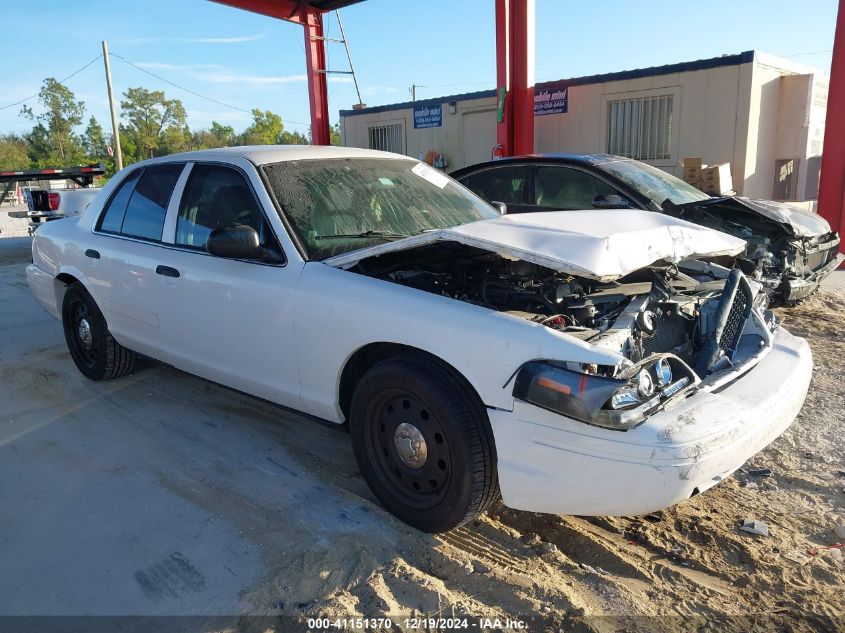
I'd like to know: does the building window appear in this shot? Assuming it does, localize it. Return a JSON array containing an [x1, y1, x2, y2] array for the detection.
[[368, 123, 404, 154], [606, 94, 673, 160]]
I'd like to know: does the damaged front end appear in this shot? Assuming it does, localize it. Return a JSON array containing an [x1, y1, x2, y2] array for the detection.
[[349, 241, 777, 430], [664, 197, 844, 305]]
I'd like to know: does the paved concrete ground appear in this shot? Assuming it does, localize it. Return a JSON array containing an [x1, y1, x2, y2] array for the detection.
[[0, 236, 388, 616]]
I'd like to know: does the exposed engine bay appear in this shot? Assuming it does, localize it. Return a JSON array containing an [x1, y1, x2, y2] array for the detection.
[[351, 241, 773, 379], [663, 198, 842, 305]]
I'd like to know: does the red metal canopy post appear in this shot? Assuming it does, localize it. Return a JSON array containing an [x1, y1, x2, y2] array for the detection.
[[495, 0, 535, 157], [819, 0, 845, 256], [212, 0, 331, 145]]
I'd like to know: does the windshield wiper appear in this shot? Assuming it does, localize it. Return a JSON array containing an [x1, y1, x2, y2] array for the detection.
[[314, 230, 410, 240]]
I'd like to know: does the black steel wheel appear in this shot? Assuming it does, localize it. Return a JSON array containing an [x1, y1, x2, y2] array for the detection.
[[61, 282, 136, 381], [350, 352, 499, 532]]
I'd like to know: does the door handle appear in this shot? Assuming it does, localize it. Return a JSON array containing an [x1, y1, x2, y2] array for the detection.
[[155, 265, 180, 278], [84, 249, 100, 259]]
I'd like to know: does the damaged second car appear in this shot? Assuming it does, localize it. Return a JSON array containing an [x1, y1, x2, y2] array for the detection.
[[452, 154, 843, 305], [26, 146, 813, 532]]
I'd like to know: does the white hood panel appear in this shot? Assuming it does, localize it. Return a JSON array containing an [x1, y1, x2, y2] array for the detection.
[[325, 210, 746, 281]]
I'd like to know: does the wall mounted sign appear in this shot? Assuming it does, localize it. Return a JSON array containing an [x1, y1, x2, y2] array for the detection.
[[534, 87, 568, 116], [413, 104, 443, 128]]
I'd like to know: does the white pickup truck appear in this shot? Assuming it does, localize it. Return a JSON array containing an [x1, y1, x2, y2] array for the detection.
[[14, 187, 102, 235], [2, 164, 105, 235]]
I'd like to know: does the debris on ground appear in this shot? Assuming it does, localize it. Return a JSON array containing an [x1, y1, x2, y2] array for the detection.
[[740, 519, 770, 536], [747, 468, 773, 477], [833, 525, 845, 539]]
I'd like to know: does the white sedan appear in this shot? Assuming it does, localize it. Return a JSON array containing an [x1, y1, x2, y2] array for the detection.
[[26, 146, 812, 532]]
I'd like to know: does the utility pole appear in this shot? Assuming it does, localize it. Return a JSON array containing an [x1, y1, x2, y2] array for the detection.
[[411, 84, 417, 101], [101, 40, 123, 171]]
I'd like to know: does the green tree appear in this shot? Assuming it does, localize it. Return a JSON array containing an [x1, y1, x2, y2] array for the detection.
[[20, 77, 86, 164], [330, 122, 341, 146], [83, 116, 108, 161], [119, 87, 188, 161], [239, 109, 284, 145], [0, 134, 30, 169], [279, 129, 309, 145], [210, 121, 235, 146]]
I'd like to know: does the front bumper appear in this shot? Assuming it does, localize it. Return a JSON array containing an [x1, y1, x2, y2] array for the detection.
[[489, 326, 812, 516], [783, 252, 845, 302]]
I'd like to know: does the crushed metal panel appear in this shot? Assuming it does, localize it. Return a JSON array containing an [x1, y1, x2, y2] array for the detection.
[[324, 209, 746, 281]]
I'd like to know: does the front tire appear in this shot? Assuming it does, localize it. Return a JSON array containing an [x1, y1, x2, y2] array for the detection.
[[61, 282, 136, 381], [350, 353, 499, 532]]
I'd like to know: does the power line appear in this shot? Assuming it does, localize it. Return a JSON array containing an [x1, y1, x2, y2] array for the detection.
[[110, 52, 311, 127], [0, 53, 103, 111], [781, 49, 832, 58]]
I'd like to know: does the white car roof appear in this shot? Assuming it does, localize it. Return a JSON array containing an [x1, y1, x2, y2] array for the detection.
[[142, 145, 413, 166]]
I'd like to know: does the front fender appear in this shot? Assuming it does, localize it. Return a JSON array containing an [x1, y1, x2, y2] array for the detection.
[[293, 263, 621, 422]]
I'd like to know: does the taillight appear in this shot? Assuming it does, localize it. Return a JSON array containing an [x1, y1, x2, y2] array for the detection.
[[48, 192, 60, 211]]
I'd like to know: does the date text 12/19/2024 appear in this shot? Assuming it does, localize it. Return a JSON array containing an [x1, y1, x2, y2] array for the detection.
[[307, 617, 528, 630]]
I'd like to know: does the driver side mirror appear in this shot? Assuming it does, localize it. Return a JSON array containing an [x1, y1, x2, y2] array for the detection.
[[592, 194, 634, 209], [206, 225, 263, 260], [490, 201, 508, 215]]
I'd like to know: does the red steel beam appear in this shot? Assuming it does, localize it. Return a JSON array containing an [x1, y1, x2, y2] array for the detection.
[[212, 0, 305, 23], [211, 0, 332, 144], [511, 0, 535, 156], [819, 0, 845, 255], [304, 8, 331, 145], [495, 0, 535, 158], [495, 0, 513, 157]]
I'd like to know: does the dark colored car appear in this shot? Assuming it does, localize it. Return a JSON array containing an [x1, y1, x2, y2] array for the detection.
[[451, 154, 843, 305]]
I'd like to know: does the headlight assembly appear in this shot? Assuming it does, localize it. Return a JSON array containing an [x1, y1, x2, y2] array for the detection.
[[513, 355, 696, 431]]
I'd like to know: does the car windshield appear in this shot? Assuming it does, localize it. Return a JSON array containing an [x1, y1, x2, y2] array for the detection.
[[599, 159, 711, 207], [262, 157, 499, 260]]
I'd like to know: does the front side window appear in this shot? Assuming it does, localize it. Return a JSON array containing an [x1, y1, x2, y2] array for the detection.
[[261, 158, 498, 261], [459, 166, 526, 204], [176, 164, 281, 260], [97, 164, 183, 241], [534, 166, 619, 210]]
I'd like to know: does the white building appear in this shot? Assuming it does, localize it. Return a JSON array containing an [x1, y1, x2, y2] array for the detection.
[[340, 51, 828, 201]]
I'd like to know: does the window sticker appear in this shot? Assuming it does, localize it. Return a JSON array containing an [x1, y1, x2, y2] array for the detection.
[[411, 162, 450, 189]]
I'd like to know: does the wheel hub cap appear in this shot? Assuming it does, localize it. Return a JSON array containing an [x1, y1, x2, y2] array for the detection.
[[77, 318, 93, 348], [393, 422, 428, 469]]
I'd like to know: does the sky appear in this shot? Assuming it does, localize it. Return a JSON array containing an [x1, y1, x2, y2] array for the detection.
[[0, 0, 838, 137]]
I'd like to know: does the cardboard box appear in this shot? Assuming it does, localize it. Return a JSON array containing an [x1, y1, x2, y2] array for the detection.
[[700, 163, 733, 195], [683, 173, 702, 189], [683, 157, 703, 170]]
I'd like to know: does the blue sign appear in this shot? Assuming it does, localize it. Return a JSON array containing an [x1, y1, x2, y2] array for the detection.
[[413, 104, 442, 129], [534, 87, 568, 116]]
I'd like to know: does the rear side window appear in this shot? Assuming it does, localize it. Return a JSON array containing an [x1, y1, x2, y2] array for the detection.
[[98, 164, 184, 241], [98, 170, 141, 233], [460, 166, 526, 204]]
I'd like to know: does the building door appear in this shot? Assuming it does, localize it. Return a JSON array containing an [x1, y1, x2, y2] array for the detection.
[[462, 109, 497, 167]]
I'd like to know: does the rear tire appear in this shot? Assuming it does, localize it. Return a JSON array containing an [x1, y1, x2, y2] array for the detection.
[[61, 282, 136, 381], [350, 353, 499, 532]]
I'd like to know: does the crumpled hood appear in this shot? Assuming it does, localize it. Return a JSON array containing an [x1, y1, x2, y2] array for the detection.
[[678, 196, 832, 238], [324, 209, 746, 282]]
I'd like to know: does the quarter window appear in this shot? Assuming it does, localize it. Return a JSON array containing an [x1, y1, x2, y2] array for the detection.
[[534, 166, 619, 210], [460, 166, 526, 205], [176, 164, 281, 260], [97, 164, 184, 241]]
